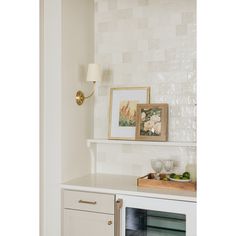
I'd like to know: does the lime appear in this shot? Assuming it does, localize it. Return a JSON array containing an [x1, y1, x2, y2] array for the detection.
[[170, 173, 176, 178], [183, 172, 190, 179]]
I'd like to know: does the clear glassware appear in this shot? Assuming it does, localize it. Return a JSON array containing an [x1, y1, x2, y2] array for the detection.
[[151, 159, 163, 179], [163, 160, 174, 173]]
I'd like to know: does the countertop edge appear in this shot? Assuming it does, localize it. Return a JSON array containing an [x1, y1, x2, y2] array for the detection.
[[61, 184, 197, 203]]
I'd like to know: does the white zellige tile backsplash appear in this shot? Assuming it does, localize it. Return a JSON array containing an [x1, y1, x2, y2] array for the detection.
[[93, 0, 196, 176]]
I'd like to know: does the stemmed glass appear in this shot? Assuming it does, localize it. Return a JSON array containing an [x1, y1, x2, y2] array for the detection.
[[163, 160, 174, 173], [151, 159, 163, 179]]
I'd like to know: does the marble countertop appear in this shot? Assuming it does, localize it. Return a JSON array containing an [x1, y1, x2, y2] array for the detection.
[[61, 173, 196, 202]]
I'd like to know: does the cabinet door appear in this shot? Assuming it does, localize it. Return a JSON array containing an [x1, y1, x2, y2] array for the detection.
[[64, 209, 114, 236], [117, 195, 196, 236]]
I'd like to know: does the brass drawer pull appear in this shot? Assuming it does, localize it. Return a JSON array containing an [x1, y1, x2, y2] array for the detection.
[[108, 220, 112, 225], [78, 200, 97, 205]]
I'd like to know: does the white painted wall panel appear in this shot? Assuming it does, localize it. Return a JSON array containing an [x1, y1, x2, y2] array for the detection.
[[41, 0, 62, 236], [41, 0, 94, 236], [61, 0, 94, 182]]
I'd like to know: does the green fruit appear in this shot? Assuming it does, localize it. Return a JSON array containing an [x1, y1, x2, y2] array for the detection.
[[183, 172, 190, 179], [170, 173, 176, 178], [182, 177, 189, 180], [179, 175, 183, 179], [174, 175, 180, 179]]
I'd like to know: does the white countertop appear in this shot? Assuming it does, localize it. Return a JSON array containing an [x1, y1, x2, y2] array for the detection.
[[61, 174, 196, 202]]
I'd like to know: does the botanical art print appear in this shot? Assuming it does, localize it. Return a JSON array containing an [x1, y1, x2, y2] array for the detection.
[[119, 100, 138, 127], [136, 104, 168, 141], [109, 87, 150, 140]]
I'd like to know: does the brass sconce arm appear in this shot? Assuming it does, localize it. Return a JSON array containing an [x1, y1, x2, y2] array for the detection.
[[76, 82, 96, 105]]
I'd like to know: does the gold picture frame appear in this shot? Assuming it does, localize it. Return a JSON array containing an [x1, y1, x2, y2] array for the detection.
[[135, 103, 168, 141], [108, 87, 150, 140]]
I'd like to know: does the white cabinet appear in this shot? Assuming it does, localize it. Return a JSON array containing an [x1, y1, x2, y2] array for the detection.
[[62, 175, 196, 236], [64, 209, 114, 236], [63, 190, 115, 236]]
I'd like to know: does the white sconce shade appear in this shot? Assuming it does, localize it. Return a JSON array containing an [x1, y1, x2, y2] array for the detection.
[[86, 63, 102, 82], [76, 63, 103, 105]]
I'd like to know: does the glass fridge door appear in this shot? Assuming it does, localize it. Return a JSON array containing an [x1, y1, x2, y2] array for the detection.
[[126, 207, 186, 236]]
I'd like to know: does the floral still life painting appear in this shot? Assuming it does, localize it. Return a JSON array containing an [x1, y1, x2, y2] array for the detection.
[[136, 104, 168, 141], [140, 108, 162, 136]]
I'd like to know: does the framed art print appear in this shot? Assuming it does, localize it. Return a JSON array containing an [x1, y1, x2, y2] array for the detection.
[[135, 103, 168, 141], [108, 87, 150, 140]]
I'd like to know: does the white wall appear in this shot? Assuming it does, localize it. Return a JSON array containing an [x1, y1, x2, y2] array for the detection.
[[41, 0, 62, 236], [41, 0, 94, 236], [94, 0, 196, 175], [61, 0, 94, 182]]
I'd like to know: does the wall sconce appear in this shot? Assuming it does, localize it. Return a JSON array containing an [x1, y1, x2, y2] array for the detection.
[[76, 63, 102, 105]]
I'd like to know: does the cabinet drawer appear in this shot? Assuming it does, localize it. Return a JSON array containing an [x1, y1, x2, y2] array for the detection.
[[63, 190, 114, 214]]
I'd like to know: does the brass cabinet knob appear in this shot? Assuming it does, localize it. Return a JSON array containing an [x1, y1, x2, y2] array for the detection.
[[108, 220, 112, 225]]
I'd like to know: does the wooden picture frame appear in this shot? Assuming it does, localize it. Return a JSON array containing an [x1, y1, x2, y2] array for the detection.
[[135, 103, 168, 141], [108, 87, 150, 140]]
